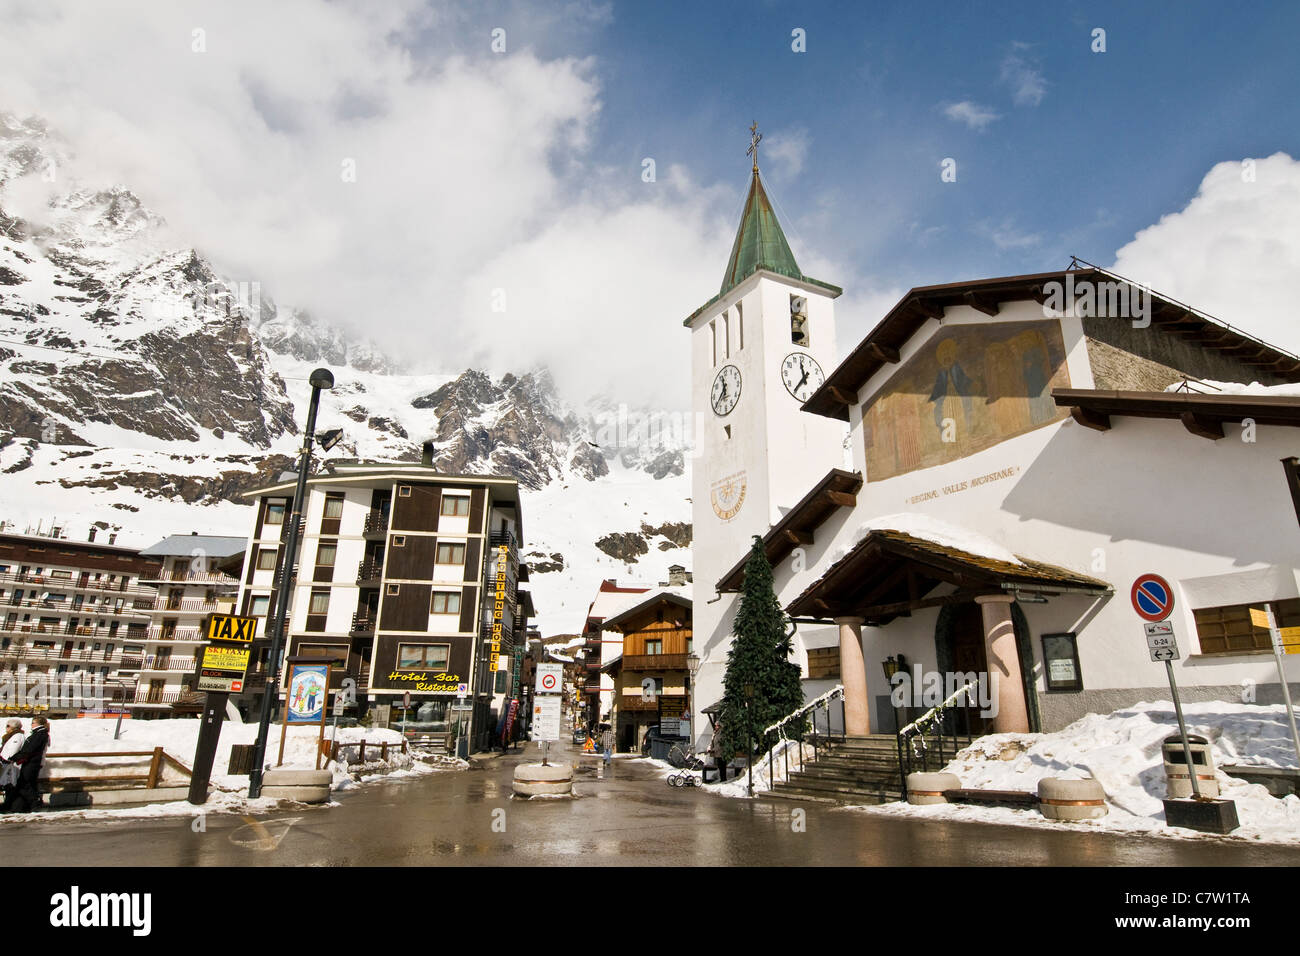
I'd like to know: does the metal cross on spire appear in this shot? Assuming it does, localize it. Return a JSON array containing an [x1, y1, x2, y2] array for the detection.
[[747, 121, 762, 172]]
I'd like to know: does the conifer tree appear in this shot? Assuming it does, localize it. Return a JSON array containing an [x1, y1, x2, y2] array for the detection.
[[717, 536, 806, 758]]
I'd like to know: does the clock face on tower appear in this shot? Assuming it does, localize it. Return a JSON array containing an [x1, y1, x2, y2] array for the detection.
[[711, 364, 742, 416], [781, 352, 825, 402]]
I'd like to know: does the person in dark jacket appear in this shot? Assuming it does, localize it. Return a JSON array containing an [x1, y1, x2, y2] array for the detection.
[[2, 715, 49, 813]]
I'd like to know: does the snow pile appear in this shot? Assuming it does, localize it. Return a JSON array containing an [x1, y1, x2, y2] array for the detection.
[[862, 700, 1300, 842], [831, 514, 1023, 567]]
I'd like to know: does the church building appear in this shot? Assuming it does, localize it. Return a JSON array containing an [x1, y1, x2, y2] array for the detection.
[[689, 130, 1300, 742]]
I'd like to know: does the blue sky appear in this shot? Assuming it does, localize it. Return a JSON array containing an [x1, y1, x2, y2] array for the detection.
[[577, 1, 1300, 289], [6, 0, 1298, 404]]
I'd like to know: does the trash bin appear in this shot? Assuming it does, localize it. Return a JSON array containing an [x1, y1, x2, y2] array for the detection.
[[1162, 733, 1219, 799]]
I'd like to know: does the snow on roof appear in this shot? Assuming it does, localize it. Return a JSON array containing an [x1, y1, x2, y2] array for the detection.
[[585, 582, 654, 623], [1166, 379, 1300, 399], [832, 514, 1023, 567], [140, 534, 248, 557]]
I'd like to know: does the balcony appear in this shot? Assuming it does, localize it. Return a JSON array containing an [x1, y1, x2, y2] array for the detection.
[[150, 597, 235, 615], [139, 570, 240, 586], [144, 626, 206, 642], [623, 653, 689, 672], [0, 570, 156, 599], [0, 646, 122, 664], [362, 510, 388, 539], [356, 558, 383, 587], [122, 656, 197, 672], [350, 613, 376, 637]]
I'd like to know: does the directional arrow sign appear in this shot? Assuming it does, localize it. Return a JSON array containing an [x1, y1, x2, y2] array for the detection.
[[1144, 620, 1180, 661]]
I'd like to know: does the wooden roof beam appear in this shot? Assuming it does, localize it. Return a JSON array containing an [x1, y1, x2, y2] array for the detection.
[[826, 385, 858, 407], [914, 298, 945, 320], [1180, 411, 1225, 441], [866, 342, 901, 364], [963, 291, 1000, 316], [1070, 405, 1112, 432], [823, 489, 857, 508], [783, 529, 814, 547]]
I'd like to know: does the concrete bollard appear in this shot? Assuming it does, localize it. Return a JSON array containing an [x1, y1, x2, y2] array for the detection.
[[513, 762, 574, 797], [906, 771, 960, 805], [1038, 776, 1108, 820], [259, 769, 333, 804]]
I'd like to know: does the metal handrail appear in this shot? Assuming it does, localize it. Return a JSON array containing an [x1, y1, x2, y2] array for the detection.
[[896, 682, 977, 799], [753, 685, 847, 797]]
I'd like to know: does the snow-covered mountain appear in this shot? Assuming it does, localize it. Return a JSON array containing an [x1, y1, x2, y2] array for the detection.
[[0, 113, 691, 635]]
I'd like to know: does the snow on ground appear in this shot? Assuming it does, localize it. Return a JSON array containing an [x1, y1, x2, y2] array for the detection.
[[1166, 379, 1300, 398], [854, 700, 1300, 843], [0, 713, 460, 824]]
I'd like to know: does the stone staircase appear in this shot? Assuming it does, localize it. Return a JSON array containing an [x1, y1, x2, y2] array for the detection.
[[757, 734, 971, 806]]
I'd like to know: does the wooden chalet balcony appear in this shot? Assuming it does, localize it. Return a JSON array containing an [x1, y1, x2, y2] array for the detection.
[[623, 653, 688, 672]]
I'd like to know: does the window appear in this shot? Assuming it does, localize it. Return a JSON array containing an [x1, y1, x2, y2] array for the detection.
[[736, 301, 744, 350], [397, 643, 450, 669], [251, 595, 270, 616], [709, 319, 717, 367], [441, 495, 471, 517], [393, 535, 406, 548], [436, 543, 466, 565], [256, 549, 277, 571], [308, 591, 330, 615], [398, 485, 412, 497], [723, 309, 731, 358], [431, 591, 461, 615], [387, 584, 400, 597], [264, 501, 285, 525], [323, 495, 344, 520], [645, 639, 663, 655], [316, 542, 337, 567], [1193, 598, 1300, 655], [791, 294, 809, 346]]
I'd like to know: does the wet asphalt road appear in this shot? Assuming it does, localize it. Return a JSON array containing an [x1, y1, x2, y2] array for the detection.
[[9, 740, 1300, 866]]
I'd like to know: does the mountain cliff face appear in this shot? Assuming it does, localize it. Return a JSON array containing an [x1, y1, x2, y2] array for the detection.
[[0, 113, 691, 634]]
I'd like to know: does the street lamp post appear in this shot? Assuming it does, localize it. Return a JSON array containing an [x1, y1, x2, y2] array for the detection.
[[248, 368, 334, 799], [686, 652, 700, 747]]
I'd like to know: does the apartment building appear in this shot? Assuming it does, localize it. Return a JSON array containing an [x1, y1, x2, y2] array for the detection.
[[131, 534, 246, 717], [0, 529, 160, 717], [238, 457, 533, 752]]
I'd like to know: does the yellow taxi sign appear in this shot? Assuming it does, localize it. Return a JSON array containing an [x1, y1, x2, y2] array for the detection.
[[1250, 607, 1271, 629], [207, 614, 258, 644], [1280, 626, 1300, 646]]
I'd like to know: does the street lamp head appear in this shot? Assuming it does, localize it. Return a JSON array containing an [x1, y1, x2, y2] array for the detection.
[[309, 368, 335, 390]]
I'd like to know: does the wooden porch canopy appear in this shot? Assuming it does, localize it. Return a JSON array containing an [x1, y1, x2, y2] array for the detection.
[[803, 266, 1300, 422], [785, 529, 1110, 625], [1053, 387, 1300, 440], [716, 468, 863, 593]]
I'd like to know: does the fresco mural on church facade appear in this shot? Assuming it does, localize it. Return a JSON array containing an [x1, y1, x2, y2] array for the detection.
[[862, 319, 1072, 482]]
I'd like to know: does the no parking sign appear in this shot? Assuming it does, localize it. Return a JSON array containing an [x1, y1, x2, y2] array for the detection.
[[1131, 573, 1174, 622]]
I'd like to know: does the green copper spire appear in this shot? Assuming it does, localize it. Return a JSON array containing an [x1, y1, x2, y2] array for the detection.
[[719, 124, 802, 295], [718, 171, 802, 294]]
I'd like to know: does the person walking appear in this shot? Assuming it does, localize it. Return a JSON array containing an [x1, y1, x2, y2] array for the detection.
[[0, 719, 24, 803], [601, 724, 614, 766], [3, 715, 49, 813]]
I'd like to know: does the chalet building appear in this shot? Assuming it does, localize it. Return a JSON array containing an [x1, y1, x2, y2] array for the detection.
[[599, 587, 695, 752], [238, 457, 533, 752], [132, 534, 246, 717], [577, 579, 650, 730], [0, 529, 159, 717], [689, 146, 1300, 743]]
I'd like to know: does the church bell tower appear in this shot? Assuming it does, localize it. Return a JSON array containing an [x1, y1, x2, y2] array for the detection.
[[685, 124, 847, 741]]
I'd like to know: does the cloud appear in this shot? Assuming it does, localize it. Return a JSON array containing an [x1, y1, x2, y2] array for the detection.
[[974, 218, 1043, 251], [999, 47, 1047, 107], [762, 128, 809, 178], [0, 0, 733, 408], [942, 101, 1000, 131], [1111, 152, 1300, 356]]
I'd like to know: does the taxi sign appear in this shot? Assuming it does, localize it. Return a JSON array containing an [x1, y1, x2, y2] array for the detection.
[[206, 614, 258, 644]]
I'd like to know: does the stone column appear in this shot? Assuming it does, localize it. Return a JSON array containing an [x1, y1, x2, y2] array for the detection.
[[975, 594, 1030, 733], [834, 616, 871, 737]]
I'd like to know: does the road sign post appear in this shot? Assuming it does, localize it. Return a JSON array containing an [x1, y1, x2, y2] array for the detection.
[[1259, 604, 1300, 767], [189, 613, 258, 804]]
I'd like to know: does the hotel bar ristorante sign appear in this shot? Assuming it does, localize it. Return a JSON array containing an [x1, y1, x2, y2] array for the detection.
[[489, 543, 508, 672]]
